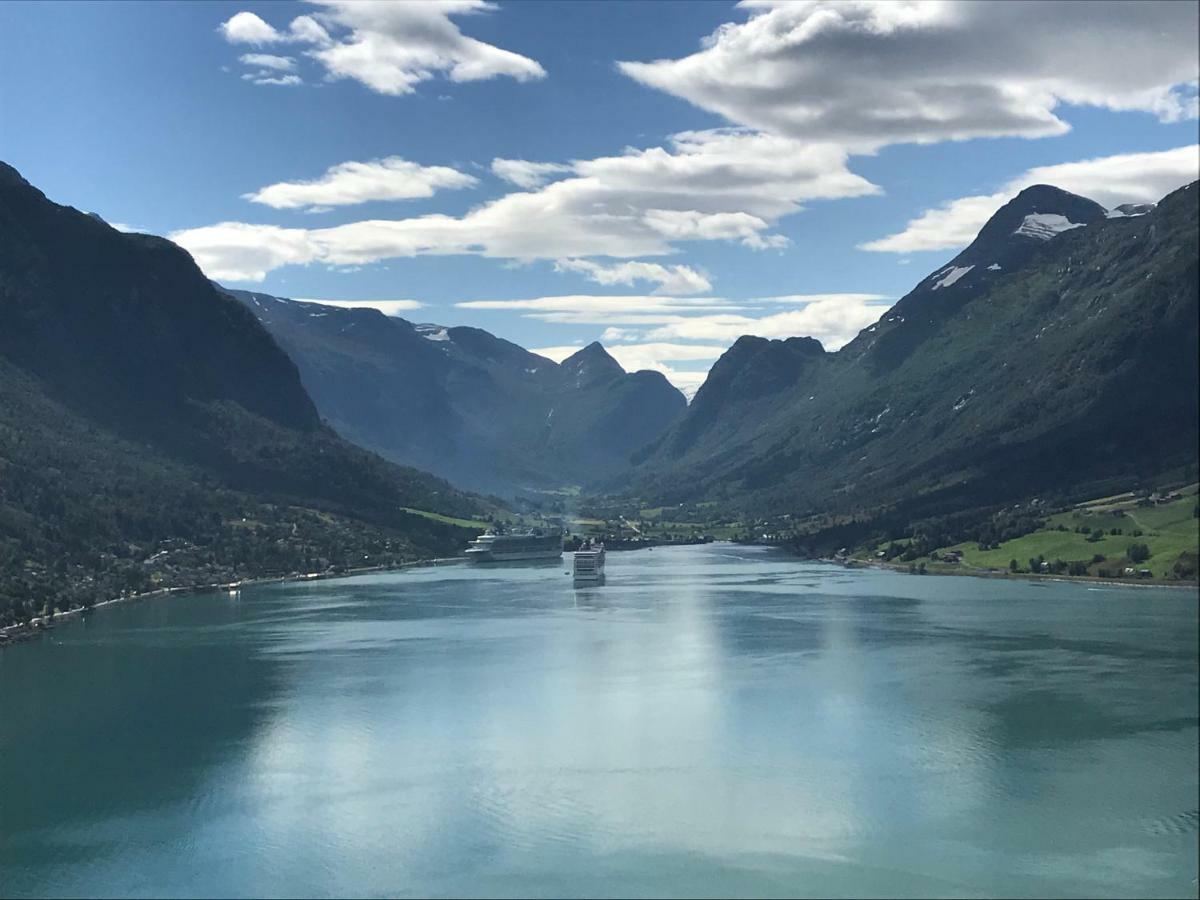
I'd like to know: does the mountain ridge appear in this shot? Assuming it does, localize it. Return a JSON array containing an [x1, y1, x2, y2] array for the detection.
[[627, 180, 1200, 529], [225, 289, 687, 496]]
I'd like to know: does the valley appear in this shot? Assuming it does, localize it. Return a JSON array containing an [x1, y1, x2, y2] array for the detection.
[[2, 163, 1197, 634]]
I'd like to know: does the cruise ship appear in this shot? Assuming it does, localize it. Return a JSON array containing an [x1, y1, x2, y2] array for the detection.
[[572, 541, 606, 583], [465, 527, 563, 562]]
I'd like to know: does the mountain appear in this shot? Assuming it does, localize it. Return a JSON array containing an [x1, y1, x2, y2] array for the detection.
[[224, 291, 687, 496], [0, 162, 486, 625], [631, 182, 1200, 532]]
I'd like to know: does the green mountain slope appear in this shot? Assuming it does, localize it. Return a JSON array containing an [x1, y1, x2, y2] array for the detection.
[[0, 163, 486, 626], [632, 183, 1200, 529], [225, 290, 687, 496]]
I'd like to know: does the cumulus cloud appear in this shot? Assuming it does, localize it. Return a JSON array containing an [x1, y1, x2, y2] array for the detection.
[[293, 298, 423, 315], [244, 156, 478, 211], [219, 1, 545, 95], [554, 259, 712, 295], [619, 0, 1199, 151], [219, 11, 285, 45], [491, 158, 573, 189], [173, 128, 878, 279], [862, 144, 1200, 252], [169, 222, 319, 282]]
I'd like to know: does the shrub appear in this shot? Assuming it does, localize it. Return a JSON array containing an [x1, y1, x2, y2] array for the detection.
[[1128, 543, 1151, 564]]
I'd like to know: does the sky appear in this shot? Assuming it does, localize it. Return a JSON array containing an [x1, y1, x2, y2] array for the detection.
[[1, 0, 1197, 394]]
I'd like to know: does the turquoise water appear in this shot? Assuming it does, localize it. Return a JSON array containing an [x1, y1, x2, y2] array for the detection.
[[1, 544, 1196, 898]]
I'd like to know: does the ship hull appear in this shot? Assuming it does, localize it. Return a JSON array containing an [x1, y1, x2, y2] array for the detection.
[[465, 548, 563, 562]]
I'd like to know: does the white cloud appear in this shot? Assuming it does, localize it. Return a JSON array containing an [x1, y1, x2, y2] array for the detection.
[[242, 72, 303, 87], [219, 1, 545, 95], [293, 298, 423, 315], [456, 295, 740, 315], [244, 156, 478, 211], [173, 128, 878, 278], [619, 0, 1200, 151], [640, 296, 893, 350], [554, 259, 712, 295], [491, 158, 573, 189], [530, 344, 586, 363], [239, 53, 296, 71], [219, 11, 284, 45], [170, 222, 319, 282], [862, 144, 1200, 252], [754, 292, 888, 305]]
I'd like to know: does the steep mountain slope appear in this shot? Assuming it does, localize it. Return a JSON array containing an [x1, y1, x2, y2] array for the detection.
[[0, 163, 485, 624], [633, 183, 1199, 524], [225, 291, 687, 495]]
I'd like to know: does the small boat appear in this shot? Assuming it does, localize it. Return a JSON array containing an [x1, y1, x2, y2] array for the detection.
[[572, 541, 606, 583]]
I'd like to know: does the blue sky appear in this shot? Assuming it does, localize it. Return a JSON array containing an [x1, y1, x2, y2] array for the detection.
[[2, 0, 1197, 392]]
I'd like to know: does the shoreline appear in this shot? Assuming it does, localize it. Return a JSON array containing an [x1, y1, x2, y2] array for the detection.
[[5, 544, 1195, 648], [0, 554, 467, 648], [829, 554, 1199, 591]]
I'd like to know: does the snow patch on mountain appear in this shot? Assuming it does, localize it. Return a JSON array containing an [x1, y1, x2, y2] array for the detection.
[[1106, 202, 1155, 219], [932, 265, 974, 290], [1013, 213, 1086, 241], [416, 324, 451, 342]]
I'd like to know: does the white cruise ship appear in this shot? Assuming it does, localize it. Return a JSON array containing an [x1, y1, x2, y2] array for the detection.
[[465, 528, 562, 562], [572, 541, 606, 582]]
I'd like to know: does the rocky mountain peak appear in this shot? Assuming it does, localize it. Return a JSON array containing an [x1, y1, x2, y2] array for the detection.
[[560, 341, 625, 383]]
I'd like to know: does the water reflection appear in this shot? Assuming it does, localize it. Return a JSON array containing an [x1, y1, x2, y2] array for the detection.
[[1, 544, 1196, 898]]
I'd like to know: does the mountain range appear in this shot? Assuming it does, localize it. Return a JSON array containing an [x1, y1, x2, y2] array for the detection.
[[222, 289, 686, 497], [628, 182, 1199, 536]]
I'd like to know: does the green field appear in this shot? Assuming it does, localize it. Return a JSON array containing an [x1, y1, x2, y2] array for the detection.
[[400, 508, 490, 531], [932, 490, 1199, 580]]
